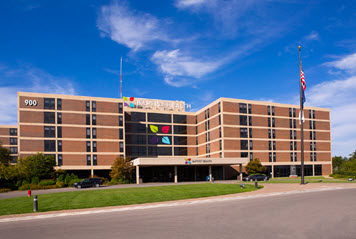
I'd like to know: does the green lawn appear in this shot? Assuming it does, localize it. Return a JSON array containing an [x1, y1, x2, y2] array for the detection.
[[0, 183, 261, 216]]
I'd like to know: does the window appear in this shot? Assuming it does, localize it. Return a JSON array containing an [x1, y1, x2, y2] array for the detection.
[[148, 147, 172, 156], [290, 119, 293, 128], [272, 118, 275, 127], [314, 153, 317, 161], [290, 141, 294, 150], [269, 141, 272, 150], [273, 152, 276, 162], [57, 126, 62, 138], [44, 98, 55, 109], [269, 152, 272, 162], [294, 153, 297, 162], [86, 128, 91, 139], [10, 138, 17, 145], [241, 140, 248, 150], [58, 154, 63, 166], [294, 141, 297, 150], [93, 141, 97, 152], [250, 152, 253, 162], [86, 114, 90, 125], [313, 142, 316, 151], [119, 116, 123, 126], [309, 110, 312, 119], [173, 115, 187, 124], [309, 120, 313, 129], [44, 126, 55, 137], [92, 114, 96, 125], [127, 112, 145, 122], [249, 128, 252, 138], [174, 147, 187, 156], [291, 153, 294, 162], [57, 113, 62, 124], [268, 129, 271, 139], [248, 116, 252, 126], [129, 123, 146, 133], [205, 109, 210, 119], [128, 135, 146, 144], [241, 152, 248, 158], [218, 102, 221, 113], [313, 121, 316, 129], [57, 141, 62, 152], [195, 116, 198, 124], [87, 155, 91, 166], [272, 106, 275, 116], [86, 101, 90, 111], [93, 155, 97, 165], [289, 108, 292, 117], [248, 104, 252, 114], [86, 141, 91, 152], [92, 128, 97, 139], [174, 125, 186, 134], [219, 115, 221, 125], [119, 142, 123, 152], [310, 152, 313, 162], [92, 101, 96, 112], [148, 113, 171, 123], [293, 119, 296, 128], [240, 128, 248, 138], [57, 99, 62, 110], [220, 152, 222, 158], [205, 120, 210, 130], [240, 115, 247, 126], [272, 129, 275, 139], [273, 141, 276, 150], [239, 103, 247, 113], [268, 118, 271, 127], [196, 137, 198, 145], [310, 131, 313, 140], [196, 147, 198, 156], [174, 136, 187, 145], [290, 130, 293, 139], [119, 103, 123, 113], [312, 110, 315, 119], [10, 147, 17, 154], [10, 128, 17, 136], [206, 132, 210, 142], [206, 143, 210, 154], [267, 106, 271, 115], [220, 140, 222, 150], [249, 140, 253, 150], [44, 112, 55, 124], [44, 140, 56, 152], [129, 146, 146, 156], [313, 131, 316, 140], [294, 130, 297, 140], [119, 129, 123, 139]]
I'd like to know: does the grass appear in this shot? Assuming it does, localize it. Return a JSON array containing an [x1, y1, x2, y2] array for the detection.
[[0, 183, 261, 216], [244, 176, 356, 184]]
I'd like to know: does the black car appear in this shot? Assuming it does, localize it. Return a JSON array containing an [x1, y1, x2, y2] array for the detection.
[[242, 174, 268, 182], [73, 178, 103, 189]]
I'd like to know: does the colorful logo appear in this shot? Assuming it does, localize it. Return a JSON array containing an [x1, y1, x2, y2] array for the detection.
[[185, 158, 191, 165], [150, 136, 159, 144], [123, 96, 135, 108], [162, 136, 170, 144]]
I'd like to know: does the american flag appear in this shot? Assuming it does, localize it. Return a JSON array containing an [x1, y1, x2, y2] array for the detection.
[[300, 70, 306, 91]]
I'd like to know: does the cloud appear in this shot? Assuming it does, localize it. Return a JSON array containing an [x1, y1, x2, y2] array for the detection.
[[151, 49, 221, 87], [0, 65, 76, 125], [175, 0, 208, 8], [97, 1, 172, 51], [324, 53, 356, 73], [304, 31, 320, 41]]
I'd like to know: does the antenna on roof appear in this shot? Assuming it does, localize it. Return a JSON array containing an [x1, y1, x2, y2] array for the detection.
[[120, 57, 123, 99]]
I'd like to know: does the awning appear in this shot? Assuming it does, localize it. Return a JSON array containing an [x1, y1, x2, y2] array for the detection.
[[131, 157, 249, 166]]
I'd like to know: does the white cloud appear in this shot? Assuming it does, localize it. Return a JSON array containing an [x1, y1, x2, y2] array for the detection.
[[324, 53, 356, 73], [304, 31, 320, 41], [151, 49, 221, 87], [175, 0, 208, 8], [97, 1, 171, 51], [0, 65, 76, 125]]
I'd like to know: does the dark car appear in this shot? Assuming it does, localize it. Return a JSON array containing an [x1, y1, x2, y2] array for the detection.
[[242, 174, 268, 182], [73, 178, 103, 189]]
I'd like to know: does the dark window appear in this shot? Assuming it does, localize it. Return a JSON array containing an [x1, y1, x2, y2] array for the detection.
[[174, 125, 187, 134], [86, 101, 90, 112], [87, 155, 91, 166], [313, 131, 316, 140], [310, 152, 313, 162], [249, 140, 253, 150], [58, 154, 62, 166], [10, 128, 17, 136], [241, 152, 248, 158], [220, 140, 222, 150], [127, 135, 146, 144], [289, 108, 292, 117], [273, 141, 276, 150], [314, 153, 317, 161], [250, 152, 253, 162], [148, 146, 172, 156], [148, 135, 172, 145], [57, 99, 62, 110], [290, 119, 293, 128], [310, 131, 313, 140], [86, 128, 91, 139], [206, 143, 210, 154], [86, 114, 90, 125], [313, 142, 316, 151], [126, 112, 146, 122], [268, 129, 271, 139], [309, 120, 313, 129], [218, 102, 221, 113], [315, 165, 322, 175], [129, 146, 146, 156], [44, 140, 56, 152], [240, 115, 247, 126], [206, 132, 210, 142], [293, 108, 296, 118], [174, 136, 187, 145], [205, 109, 210, 119], [291, 153, 294, 162], [240, 140, 248, 150], [119, 103, 123, 113], [290, 141, 294, 150], [313, 121, 316, 129], [86, 141, 91, 152], [312, 110, 315, 119], [309, 110, 312, 119], [294, 130, 297, 140], [92, 128, 97, 139], [10, 147, 17, 154], [249, 116, 252, 126], [240, 128, 248, 138], [290, 130, 293, 139], [93, 155, 97, 165], [205, 120, 210, 130], [119, 129, 123, 139], [248, 104, 252, 114], [174, 147, 187, 156], [267, 106, 271, 115], [269, 152, 272, 162], [219, 115, 221, 125], [119, 142, 123, 152], [268, 118, 271, 127], [128, 123, 147, 133], [273, 152, 276, 162], [272, 106, 275, 116], [44, 112, 55, 124], [57, 113, 62, 124], [272, 129, 275, 139], [44, 98, 55, 109], [44, 126, 55, 137], [92, 101, 96, 112], [195, 116, 198, 124], [92, 114, 96, 125], [219, 127, 222, 138], [294, 153, 297, 162], [249, 128, 252, 138], [148, 113, 171, 123], [220, 152, 222, 158], [57, 141, 62, 152], [57, 126, 62, 138], [293, 119, 296, 128], [239, 103, 247, 113], [269, 141, 272, 150], [173, 115, 187, 124], [119, 116, 123, 126], [10, 138, 17, 145], [196, 137, 198, 145], [294, 141, 297, 150], [93, 141, 97, 152], [272, 118, 275, 127]]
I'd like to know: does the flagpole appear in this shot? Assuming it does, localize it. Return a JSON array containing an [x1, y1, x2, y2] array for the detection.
[[120, 57, 123, 99], [298, 46, 305, 185]]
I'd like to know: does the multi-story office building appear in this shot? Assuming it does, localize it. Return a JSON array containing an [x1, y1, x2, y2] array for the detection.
[[0, 92, 332, 182]]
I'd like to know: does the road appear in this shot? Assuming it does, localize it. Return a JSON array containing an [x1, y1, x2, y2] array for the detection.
[[1, 187, 355, 239]]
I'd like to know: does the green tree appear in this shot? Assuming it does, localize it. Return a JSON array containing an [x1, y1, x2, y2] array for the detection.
[[17, 153, 56, 180], [245, 158, 266, 175], [0, 163, 20, 185], [110, 157, 134, 182], [0, 143, 11, 166], [332, 156, 347, 172]]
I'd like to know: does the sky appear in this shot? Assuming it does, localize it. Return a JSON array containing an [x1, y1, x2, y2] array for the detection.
[[0, 0, 355, 157]]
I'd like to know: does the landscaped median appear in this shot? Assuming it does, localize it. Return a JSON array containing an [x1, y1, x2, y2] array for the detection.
[[244, 176, 356, 184], [0, 183, 262, 216]]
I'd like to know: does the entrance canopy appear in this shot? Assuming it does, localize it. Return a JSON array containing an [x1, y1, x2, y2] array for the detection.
[[131, 157, 249, 166]]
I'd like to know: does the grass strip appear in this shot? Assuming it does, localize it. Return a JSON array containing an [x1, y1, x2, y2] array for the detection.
[[0, 183, 261, 216]]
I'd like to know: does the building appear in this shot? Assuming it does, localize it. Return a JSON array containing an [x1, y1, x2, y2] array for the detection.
[[0, 92, 332, 183]]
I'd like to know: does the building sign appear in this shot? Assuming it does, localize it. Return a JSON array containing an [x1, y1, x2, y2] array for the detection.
[[24, 99, 38, 106], [185, 158, 213, 164], [123, 96, 191, 111]]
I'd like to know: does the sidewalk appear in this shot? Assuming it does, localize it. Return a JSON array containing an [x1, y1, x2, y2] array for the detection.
[[1, 182, 355, 222]]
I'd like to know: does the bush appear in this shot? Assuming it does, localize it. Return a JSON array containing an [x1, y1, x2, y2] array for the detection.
[[56, 181, 65, 188], [119, 179, 130, 184], [107, 179, 119, 185], [18, 184, 31, 191], [64, 173, 79, 186], [22, 179, 30, 186], [38, 180, 56, 186], [2, 183, 17, 190], [56, 174, 65, 183], [31, 177, 40, 185], [30, 184, 57, 190], [68, 179, 82, 187], [0, 188, 12, 193]]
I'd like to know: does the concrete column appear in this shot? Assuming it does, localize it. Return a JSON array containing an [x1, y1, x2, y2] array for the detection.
[[209, 166, 213, 182], [91, 167, 94, 177], [136, 166, 140, 184], [239, 164, 243, 180], [272, 165, 274, 179], [174, 165, 178, 183], [312, 164, 315, 176]]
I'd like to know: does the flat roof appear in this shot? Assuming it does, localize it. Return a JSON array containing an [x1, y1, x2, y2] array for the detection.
[[131, 157, 249, 166]]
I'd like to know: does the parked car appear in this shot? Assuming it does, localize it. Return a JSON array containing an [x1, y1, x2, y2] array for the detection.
[[242, 174, 268, 182], [73, 178, 103, 189]]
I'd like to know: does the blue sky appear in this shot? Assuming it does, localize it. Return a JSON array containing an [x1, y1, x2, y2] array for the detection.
[[0, 0, 355, 156]]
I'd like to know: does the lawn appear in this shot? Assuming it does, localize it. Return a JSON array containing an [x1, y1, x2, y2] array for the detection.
[[0, 183, 261, 216]]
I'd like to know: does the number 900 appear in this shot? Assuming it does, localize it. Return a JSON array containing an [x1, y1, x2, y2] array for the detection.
[[25, 99, 38, 106]]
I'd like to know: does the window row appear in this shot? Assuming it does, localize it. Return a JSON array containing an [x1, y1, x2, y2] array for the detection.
[[45, 140, 123, 152]]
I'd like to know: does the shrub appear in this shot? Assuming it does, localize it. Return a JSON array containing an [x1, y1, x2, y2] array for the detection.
[[56, 181, 65, 188], [107, 179, 119, 185], [2, 182, 17, 190], [18, 184, 31, 191], [56, 174, 65, 183], [68, 179, 82, 187], [0, 188, 12, 193], [22, 179, 29, 186], [38, 180, 56, 186], [16, 180, 22, 187], [31, 177, 40, 185]]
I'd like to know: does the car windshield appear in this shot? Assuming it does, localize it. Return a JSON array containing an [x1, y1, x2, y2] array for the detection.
[[82, 179, 90, 182]]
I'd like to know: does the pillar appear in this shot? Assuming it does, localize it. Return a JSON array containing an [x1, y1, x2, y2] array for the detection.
[[312, 164, 315, 176], [239, 164, 243, 180], [91, 167, 94, 177], [174, 165, 178, 183], [136, 166, 140, 184], [272, 165, 274, 179], [209, 165, 212, 182]]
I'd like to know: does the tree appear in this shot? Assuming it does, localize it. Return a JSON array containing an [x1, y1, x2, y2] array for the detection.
[[17, 153, 56, 180], [0, 143, 11, 166], [245, 158, 266, 175], [332, 156, 347, 172], [110, 157, 134, 182]]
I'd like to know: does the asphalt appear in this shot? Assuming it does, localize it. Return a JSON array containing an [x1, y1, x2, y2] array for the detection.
[[0, 185, 355, 239]]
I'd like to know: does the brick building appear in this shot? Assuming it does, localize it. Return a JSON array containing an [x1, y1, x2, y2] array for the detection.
[[0, 92, 332, 182]]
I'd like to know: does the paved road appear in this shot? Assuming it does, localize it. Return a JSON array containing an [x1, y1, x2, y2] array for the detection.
[[1, 187, 355, 239]]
